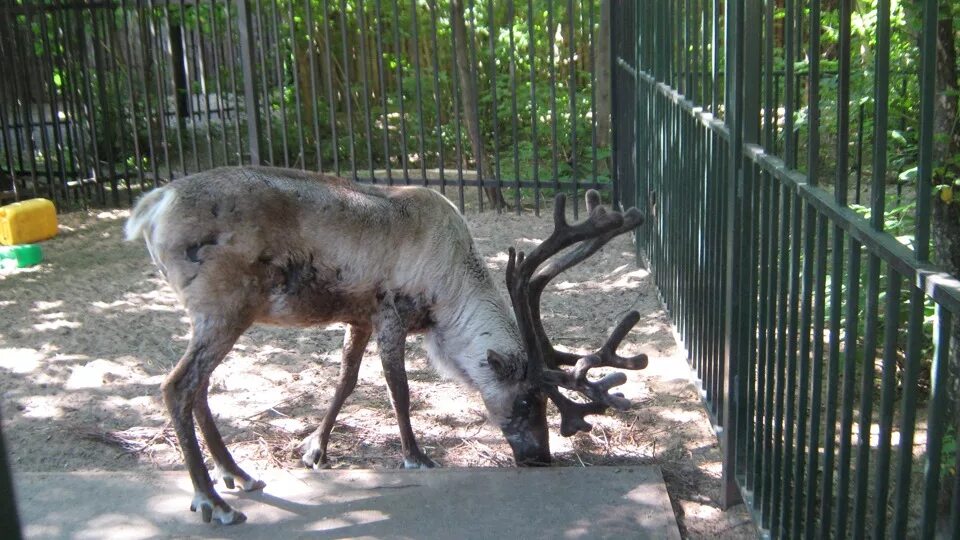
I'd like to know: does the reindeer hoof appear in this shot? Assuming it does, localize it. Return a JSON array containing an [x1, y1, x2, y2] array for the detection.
[[219, 468, 266, 492], [301, 449, 329, 469], [190, 494, 247, 525], [222, 474, 266, 492], [300, 437, 331, 469]]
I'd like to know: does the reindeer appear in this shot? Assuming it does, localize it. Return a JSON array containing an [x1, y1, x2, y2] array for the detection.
[[125, 166, 647, 525]]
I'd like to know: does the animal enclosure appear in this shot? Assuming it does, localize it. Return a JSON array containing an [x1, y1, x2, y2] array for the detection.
[[611, 0, 960, 538], [0, 0, 618, 214]]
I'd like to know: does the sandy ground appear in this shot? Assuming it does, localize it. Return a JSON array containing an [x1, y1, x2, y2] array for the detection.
[[0, 198, 755, 538]]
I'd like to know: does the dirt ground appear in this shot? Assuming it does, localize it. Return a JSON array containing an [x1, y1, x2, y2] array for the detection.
[[0, 198, 755, 538]]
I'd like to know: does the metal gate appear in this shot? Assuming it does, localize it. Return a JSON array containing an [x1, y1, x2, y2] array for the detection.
[[613, 1, 960, 538]]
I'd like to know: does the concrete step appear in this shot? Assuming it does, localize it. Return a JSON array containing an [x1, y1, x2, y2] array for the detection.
[[13, 466, 680, 539]]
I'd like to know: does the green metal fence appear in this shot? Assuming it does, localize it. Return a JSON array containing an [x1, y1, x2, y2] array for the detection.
[[614, 1, 960, 537], [0, 0, 611, 214]]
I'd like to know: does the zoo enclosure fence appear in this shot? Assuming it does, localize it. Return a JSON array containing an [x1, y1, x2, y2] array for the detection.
[[611, 0, 960, 538], [0, 0, 617, 215]]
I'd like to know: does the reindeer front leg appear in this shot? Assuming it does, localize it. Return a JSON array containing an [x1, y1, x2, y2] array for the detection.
[[375, 307, 436, 469], [302, 323, 373, 468]]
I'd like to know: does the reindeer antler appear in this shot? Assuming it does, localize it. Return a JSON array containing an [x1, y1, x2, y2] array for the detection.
[[506, 190, 647, 436]]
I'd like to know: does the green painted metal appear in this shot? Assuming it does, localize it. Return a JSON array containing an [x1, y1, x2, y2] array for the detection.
[[618, 0, 960, 537]]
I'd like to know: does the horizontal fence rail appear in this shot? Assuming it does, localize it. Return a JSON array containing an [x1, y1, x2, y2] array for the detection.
[[616, 0, 960, 538], [0, 0, 614, 214]]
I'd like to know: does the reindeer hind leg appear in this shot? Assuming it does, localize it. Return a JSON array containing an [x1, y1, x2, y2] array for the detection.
[[163, 315, 249, 525], [194, 383, 266, 492]]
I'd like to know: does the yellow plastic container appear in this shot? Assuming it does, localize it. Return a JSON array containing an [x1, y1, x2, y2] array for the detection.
[[0, 198, 58, 246]]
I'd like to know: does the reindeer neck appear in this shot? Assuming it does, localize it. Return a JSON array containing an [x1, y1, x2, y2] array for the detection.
[[423, 270, 525, 384]]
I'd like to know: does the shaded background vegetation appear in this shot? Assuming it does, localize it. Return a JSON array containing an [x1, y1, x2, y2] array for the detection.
[[0, 0, 613, 212]]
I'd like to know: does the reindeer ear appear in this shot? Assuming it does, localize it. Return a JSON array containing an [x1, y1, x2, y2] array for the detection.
[[487, 350, 520, 381]]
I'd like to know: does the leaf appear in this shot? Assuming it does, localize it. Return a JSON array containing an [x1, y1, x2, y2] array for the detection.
[[898, 166, 917, 183], [941, 185, 954, 204]]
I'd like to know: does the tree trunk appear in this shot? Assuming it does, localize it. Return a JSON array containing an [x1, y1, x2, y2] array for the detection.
[[451, 0, 506, 210], [932, 1, 960, 529], [595, 0, 611, 149]]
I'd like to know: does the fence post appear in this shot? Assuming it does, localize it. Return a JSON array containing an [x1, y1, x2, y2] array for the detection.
[[720, 0, 747, 510], [236, 0, 261, 165]]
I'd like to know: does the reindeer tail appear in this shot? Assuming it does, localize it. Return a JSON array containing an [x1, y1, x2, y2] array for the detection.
[[125, 186, 176, 242]]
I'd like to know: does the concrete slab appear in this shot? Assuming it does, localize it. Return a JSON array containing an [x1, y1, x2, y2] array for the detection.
[[13, 466, 679, 540]]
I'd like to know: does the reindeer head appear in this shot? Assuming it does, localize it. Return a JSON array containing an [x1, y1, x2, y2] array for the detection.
[[498, 190, 648, 465]]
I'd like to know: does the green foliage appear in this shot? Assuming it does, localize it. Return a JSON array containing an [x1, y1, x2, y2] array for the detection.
[[5, 0, 608, 195], [944, 425, 958, 480]]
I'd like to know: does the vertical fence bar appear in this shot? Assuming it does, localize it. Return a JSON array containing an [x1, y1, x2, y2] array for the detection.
[[236, 0, 260, 165], [770, 182, 791, 532], [835, 238, 863, 539], [804, 212, 829, 539], [303, 0, 322, 171], [793, 2, 822, 534], [149, 0, 173, 179], [321, 0, 338, 174], [740, 0, 761, 497], [178, 0, 200, 173], [193, 1, 214, 169], [922, 306, 953, 539], [466, 0, 483, 210], [548, 0, 559, 199], [911, 4, 940, 534], [223, 0, 244, 166], [589, 0, 598, 192], [268, 0, 286, 167], [104, 9, 132, 201], [567, 0, 577, 218], [0, 11, 16, 199], [819, 0, 852, 531], [92, 5, 117, 204], [410, 0, 427, 187], [356, 0, 374, 177], [375, 0, 392, 183], [208, 0, 230, 168], [134, 1, 158, 185], [871, 269, 902, 538], [527, 0, 540, 215], [851, 2, 891, 536], [253, 0, 273, 166], [720, 0, 745, 509], [285, 0, 306, 169], [487, 0, 503, 205], [38, 4, 67, 197], [761, 174, 779, 524], [427, 0, 443, 194], [450, 3, 465, 212], [337, 0, 356, 177], [507, 0, 520, 213], [390, 0, 409, 184]]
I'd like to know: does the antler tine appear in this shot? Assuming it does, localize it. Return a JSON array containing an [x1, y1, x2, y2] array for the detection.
[[544, 386, 607, 437], [595, 311, 648, 370]]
